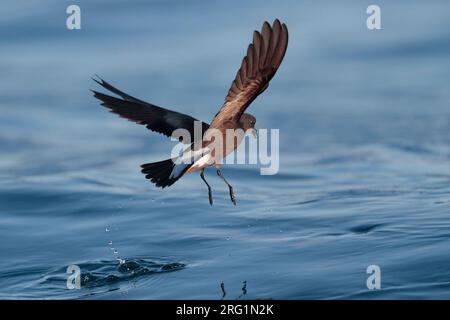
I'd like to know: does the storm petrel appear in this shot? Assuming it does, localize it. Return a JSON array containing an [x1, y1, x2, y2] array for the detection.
[[92, 19, 288, 205]]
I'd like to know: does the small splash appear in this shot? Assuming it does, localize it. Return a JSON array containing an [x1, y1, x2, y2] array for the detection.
[[43, 258, 186, 291]]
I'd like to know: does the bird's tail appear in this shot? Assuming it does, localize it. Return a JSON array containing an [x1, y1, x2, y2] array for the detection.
[[141, 157, 192, 188]]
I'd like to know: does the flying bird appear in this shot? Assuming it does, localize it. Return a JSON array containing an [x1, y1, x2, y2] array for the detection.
[[92, 19, 288, 205]]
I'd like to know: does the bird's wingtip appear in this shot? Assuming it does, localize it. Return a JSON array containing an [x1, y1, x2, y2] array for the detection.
[[90, 89, 101, 97], [92, 74, 104, 85]]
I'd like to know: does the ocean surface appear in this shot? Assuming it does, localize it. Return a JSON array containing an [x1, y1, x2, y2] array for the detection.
[[1, 0, 449, 299]]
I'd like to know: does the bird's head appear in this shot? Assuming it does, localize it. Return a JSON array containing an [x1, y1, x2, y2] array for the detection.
[[240, 113, 257, 138]]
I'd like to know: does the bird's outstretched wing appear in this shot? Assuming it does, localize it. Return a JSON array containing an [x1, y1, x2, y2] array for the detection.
[[92, 76, 209, 143], [210, 19, 288, 126]]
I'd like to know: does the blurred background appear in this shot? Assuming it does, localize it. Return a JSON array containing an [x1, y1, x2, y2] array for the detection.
[[0, 0, 449, 299]]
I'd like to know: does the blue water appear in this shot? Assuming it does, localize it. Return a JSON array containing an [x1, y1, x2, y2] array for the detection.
[[1, 0, 450, 299]]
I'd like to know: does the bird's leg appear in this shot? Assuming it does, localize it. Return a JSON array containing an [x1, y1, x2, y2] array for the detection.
[[216, 169, 236, 205], [200, 169, 213, 205]]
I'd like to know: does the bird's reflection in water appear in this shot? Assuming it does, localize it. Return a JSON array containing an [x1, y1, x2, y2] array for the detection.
[[220, 281, 226, 299], [219, 280, 248, 300], [237, 280, 247, 299]]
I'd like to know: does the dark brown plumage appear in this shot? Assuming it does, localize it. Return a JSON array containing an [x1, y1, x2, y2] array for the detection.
[[92, 77, 209, 143], [210, 19, 288, 128], [92, 19, 289, 204]]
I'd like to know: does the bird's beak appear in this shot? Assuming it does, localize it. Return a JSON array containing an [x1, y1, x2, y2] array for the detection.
[[251, 128, 257, 139]]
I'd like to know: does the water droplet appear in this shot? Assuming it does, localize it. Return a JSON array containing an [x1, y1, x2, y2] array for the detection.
[[114, 250, 118, 254], [108, 241, 113, 246], [105, 227, 110, 232], [226, 236, 231, 241]]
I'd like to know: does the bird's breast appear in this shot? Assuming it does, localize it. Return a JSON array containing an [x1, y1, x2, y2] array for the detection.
[[205, 128, 246, 162]]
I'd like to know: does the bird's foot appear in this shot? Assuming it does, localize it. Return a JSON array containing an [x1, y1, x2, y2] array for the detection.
[[208, 189, 213, 206], [229, 187, 236, 205]]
